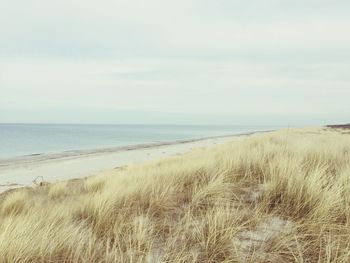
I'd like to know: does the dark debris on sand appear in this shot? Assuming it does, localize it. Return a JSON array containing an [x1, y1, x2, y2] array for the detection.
[[327, 124, 350, 129]]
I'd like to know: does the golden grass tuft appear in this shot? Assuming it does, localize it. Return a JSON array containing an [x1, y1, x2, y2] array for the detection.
[[84, 174, 107, 193], [1, 190, 28, 216], [48, 181, 68, 199], [0, 127, 350, 262]]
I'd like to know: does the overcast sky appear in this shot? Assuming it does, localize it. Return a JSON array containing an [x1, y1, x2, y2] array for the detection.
[[0, 0, 349, 125]]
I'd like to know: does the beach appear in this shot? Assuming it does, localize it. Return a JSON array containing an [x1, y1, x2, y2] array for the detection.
[[2, 127, 350, 262], [0, 134, 244, 193]]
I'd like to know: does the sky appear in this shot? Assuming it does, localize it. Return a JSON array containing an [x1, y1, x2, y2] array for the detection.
[[0, 0, 349, 125]]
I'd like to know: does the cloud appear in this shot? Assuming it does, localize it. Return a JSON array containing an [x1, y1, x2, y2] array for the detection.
[[2, 0, 350, 56], [0, 0, 349, 124]]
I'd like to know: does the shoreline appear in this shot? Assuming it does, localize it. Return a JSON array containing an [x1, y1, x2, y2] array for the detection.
[[0, 130, 270, 168], [0, 130, 272, 193]]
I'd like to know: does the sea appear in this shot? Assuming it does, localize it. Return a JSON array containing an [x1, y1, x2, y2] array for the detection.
[[0, 124, 282, 159]]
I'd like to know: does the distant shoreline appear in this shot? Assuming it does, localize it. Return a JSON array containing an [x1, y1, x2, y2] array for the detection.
[[0, 130, 271, 169], [0, 129, 277, 193]]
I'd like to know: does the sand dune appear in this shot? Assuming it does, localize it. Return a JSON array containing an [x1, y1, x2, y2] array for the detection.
[[1, 127, 350, 262]]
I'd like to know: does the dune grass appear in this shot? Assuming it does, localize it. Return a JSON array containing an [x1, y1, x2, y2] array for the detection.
[[0, 127, 349, 262]]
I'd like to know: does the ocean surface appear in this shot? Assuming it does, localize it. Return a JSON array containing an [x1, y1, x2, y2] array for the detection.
[[0, 124, 282, 159]]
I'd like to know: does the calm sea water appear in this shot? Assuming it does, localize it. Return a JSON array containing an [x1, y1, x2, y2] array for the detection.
[[0, 124, 281, 159]]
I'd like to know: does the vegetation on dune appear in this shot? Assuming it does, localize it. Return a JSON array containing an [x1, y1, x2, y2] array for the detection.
[[0, 128, 350, 262]]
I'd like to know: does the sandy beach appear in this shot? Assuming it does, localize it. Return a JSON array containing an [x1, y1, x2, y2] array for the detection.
[[3, 127, 349, 262], [0, 134, 248, 193]]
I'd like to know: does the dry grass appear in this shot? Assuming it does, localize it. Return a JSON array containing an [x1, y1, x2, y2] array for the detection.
[[0, 127, 349, 262], [48, 181, 68, 199], [1, 190, 28, 216]]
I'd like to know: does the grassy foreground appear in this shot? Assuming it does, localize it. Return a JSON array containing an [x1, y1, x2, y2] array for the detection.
[[1, 128, 350, 262]]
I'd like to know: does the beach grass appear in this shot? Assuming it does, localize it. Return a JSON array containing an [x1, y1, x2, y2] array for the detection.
[[0, 127, 350, 262]]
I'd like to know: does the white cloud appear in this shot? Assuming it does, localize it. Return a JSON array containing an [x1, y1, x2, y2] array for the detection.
[[0, 0, 349, 124]]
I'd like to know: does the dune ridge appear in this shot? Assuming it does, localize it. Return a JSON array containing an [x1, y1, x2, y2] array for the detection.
[[0, 127, 349, 262]]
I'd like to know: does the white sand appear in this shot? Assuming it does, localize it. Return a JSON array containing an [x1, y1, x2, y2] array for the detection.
[[0, 135, 245, 193]]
